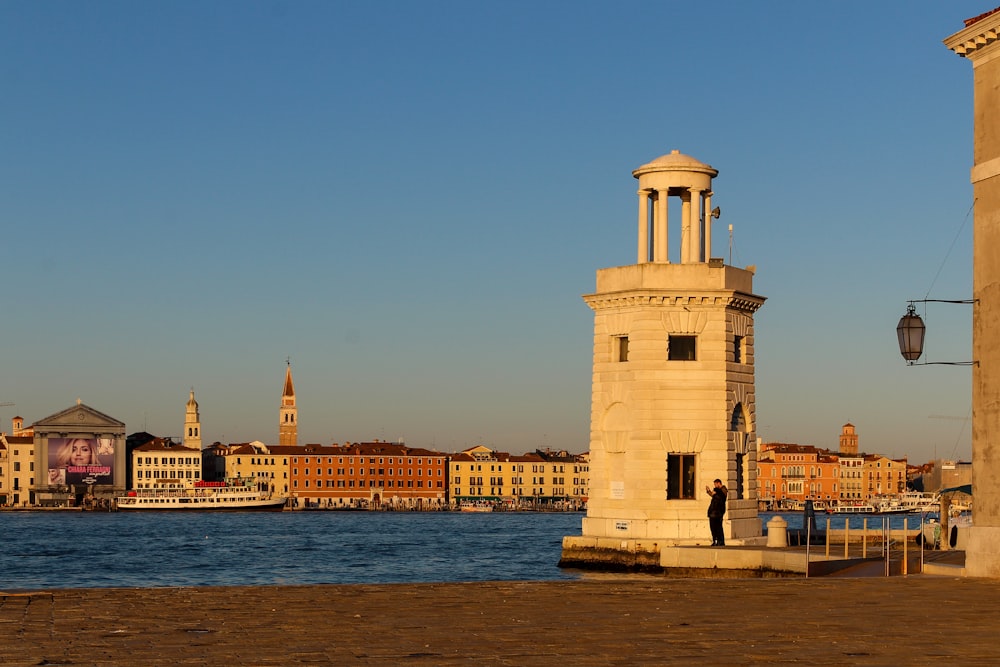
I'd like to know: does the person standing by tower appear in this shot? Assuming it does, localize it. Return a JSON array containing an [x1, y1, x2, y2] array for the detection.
[[706, 479, 728, 546]]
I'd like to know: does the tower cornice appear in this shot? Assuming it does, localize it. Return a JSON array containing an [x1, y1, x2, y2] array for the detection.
[[944, 10, 1000, 62], [583, 290, 765, 314]]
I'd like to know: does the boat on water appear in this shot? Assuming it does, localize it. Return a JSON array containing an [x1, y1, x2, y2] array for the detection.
[[831, 503, 878, 514], [896, 491, 941, 514], [459, 501, 494, 513], [116, 479, 287, 511]]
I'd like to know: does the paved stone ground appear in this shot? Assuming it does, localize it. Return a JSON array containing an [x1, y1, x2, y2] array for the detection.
[[1, 577, 997, 665]]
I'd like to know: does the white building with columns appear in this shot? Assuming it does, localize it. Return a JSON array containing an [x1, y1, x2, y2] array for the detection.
[[563, 151, 765, 567]]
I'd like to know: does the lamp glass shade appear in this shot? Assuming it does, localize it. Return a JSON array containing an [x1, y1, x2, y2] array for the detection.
[[896, 308, 925, 362]]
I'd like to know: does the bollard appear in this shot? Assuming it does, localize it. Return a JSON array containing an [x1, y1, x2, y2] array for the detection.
[[766, 516, 788, 548]]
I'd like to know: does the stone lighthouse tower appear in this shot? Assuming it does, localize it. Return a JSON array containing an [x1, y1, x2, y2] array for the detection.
[[563, 151, 765, 565]]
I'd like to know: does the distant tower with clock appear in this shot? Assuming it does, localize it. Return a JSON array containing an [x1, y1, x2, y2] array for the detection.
[[563, 151, 765, 565], [279, 361, 298, 446]]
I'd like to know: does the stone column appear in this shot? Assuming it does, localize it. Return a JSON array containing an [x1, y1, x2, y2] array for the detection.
[[688, 188, 702, 263], [655, 189, 669, 263], [637, 189, 650, 264], [680, 194, 691, 264], [704, 191, 713, 260]]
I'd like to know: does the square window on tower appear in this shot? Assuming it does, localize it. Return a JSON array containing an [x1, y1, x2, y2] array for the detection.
[[668, 335, 696, 361]]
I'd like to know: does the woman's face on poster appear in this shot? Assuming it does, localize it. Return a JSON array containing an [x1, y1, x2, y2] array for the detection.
[[70, 441, 93, 466]]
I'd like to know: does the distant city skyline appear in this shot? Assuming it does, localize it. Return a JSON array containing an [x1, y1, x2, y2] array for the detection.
[[1, 2, 986, 462]]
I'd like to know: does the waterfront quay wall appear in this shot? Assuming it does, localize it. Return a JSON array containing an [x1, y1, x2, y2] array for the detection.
[[561, 527, 956, 577], [558, 536, 868, 577]]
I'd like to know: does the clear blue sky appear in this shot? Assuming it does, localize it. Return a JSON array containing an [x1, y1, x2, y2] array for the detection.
[[1, 1, 986, 462]]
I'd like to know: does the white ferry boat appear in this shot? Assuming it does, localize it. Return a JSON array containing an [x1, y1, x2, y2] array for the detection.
[[897, 491, 940, 513], [116, 479, 287, 511], [831, 503, 877, 514]]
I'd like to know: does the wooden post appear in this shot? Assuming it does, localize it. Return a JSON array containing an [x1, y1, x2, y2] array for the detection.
[[862, 518, 868, 558], [826, 517, 831, 557], [902, 516, 909, 576], [844, 519, 850, 558], [941, 495, 951, 551]]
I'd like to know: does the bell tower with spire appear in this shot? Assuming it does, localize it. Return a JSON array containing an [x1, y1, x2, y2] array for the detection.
[[564, 151, 766, 564], [279, 361, 298, 446], [184, 389, 202, 450]]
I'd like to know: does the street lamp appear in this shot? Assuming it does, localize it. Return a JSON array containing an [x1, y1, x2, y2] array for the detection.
[[896, 299, 977, 366], [896, 303, 926, 363]]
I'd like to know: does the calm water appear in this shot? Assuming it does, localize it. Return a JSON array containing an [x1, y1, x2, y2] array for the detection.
[[0, 511, 585, 590], [2, 511, 943, 590]]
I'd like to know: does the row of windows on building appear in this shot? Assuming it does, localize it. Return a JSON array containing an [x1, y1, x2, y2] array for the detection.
[[456, 487, 567, 497], [292, 456, 441, 465], [138, 470, 201, 479], [453, 463, 574, 473], [767, 467, 903, 478], [293, 468, 443, 477], [763, 482, 838, 494], [612, 334, 745, 363], [293, 479, 444, 489], [137, 457, 199, 466], [454, 477, 567, 486]]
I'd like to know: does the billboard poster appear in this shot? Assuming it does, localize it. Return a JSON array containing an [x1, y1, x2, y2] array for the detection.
[[48, 437, 114, 486]]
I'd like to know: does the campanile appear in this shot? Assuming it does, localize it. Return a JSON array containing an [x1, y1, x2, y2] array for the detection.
[[279, 362, 298, 446], [568, 151, 765, 559]]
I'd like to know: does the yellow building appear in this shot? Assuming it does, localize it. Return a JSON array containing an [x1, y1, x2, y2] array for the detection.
[[862, 455, 907, 499], [1, 417, 36, 506], [450, 445, 587, 509], [0, 434, 34, 507], [132, 438, 203, 490], [204, 441, 290, 497]]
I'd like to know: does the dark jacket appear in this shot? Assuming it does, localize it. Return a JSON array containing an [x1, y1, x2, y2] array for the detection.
[[707, 486, 728, 518]]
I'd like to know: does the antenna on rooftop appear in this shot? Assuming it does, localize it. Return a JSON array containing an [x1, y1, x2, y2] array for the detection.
[[728, 224, 734, 265], [0, 402, 13, 432]]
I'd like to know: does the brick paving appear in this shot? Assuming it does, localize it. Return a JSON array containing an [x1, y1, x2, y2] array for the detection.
[[1, 577, 996, 665]]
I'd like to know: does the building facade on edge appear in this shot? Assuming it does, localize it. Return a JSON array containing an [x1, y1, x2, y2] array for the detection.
[[944, 6, 1000, 578]]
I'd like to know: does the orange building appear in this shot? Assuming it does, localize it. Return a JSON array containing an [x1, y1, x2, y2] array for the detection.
[[288, 441, 448, 509], [757, 444, 840, 509]]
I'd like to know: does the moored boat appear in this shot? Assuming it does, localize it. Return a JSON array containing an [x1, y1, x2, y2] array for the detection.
[[459, 500, 494, 513], [896, 491, 941, 513], [831, 503, 877, 514], [116, 479, 287, 511]]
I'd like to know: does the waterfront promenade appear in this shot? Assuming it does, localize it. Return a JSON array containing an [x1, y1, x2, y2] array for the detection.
[[2, 577, 998, 665]]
